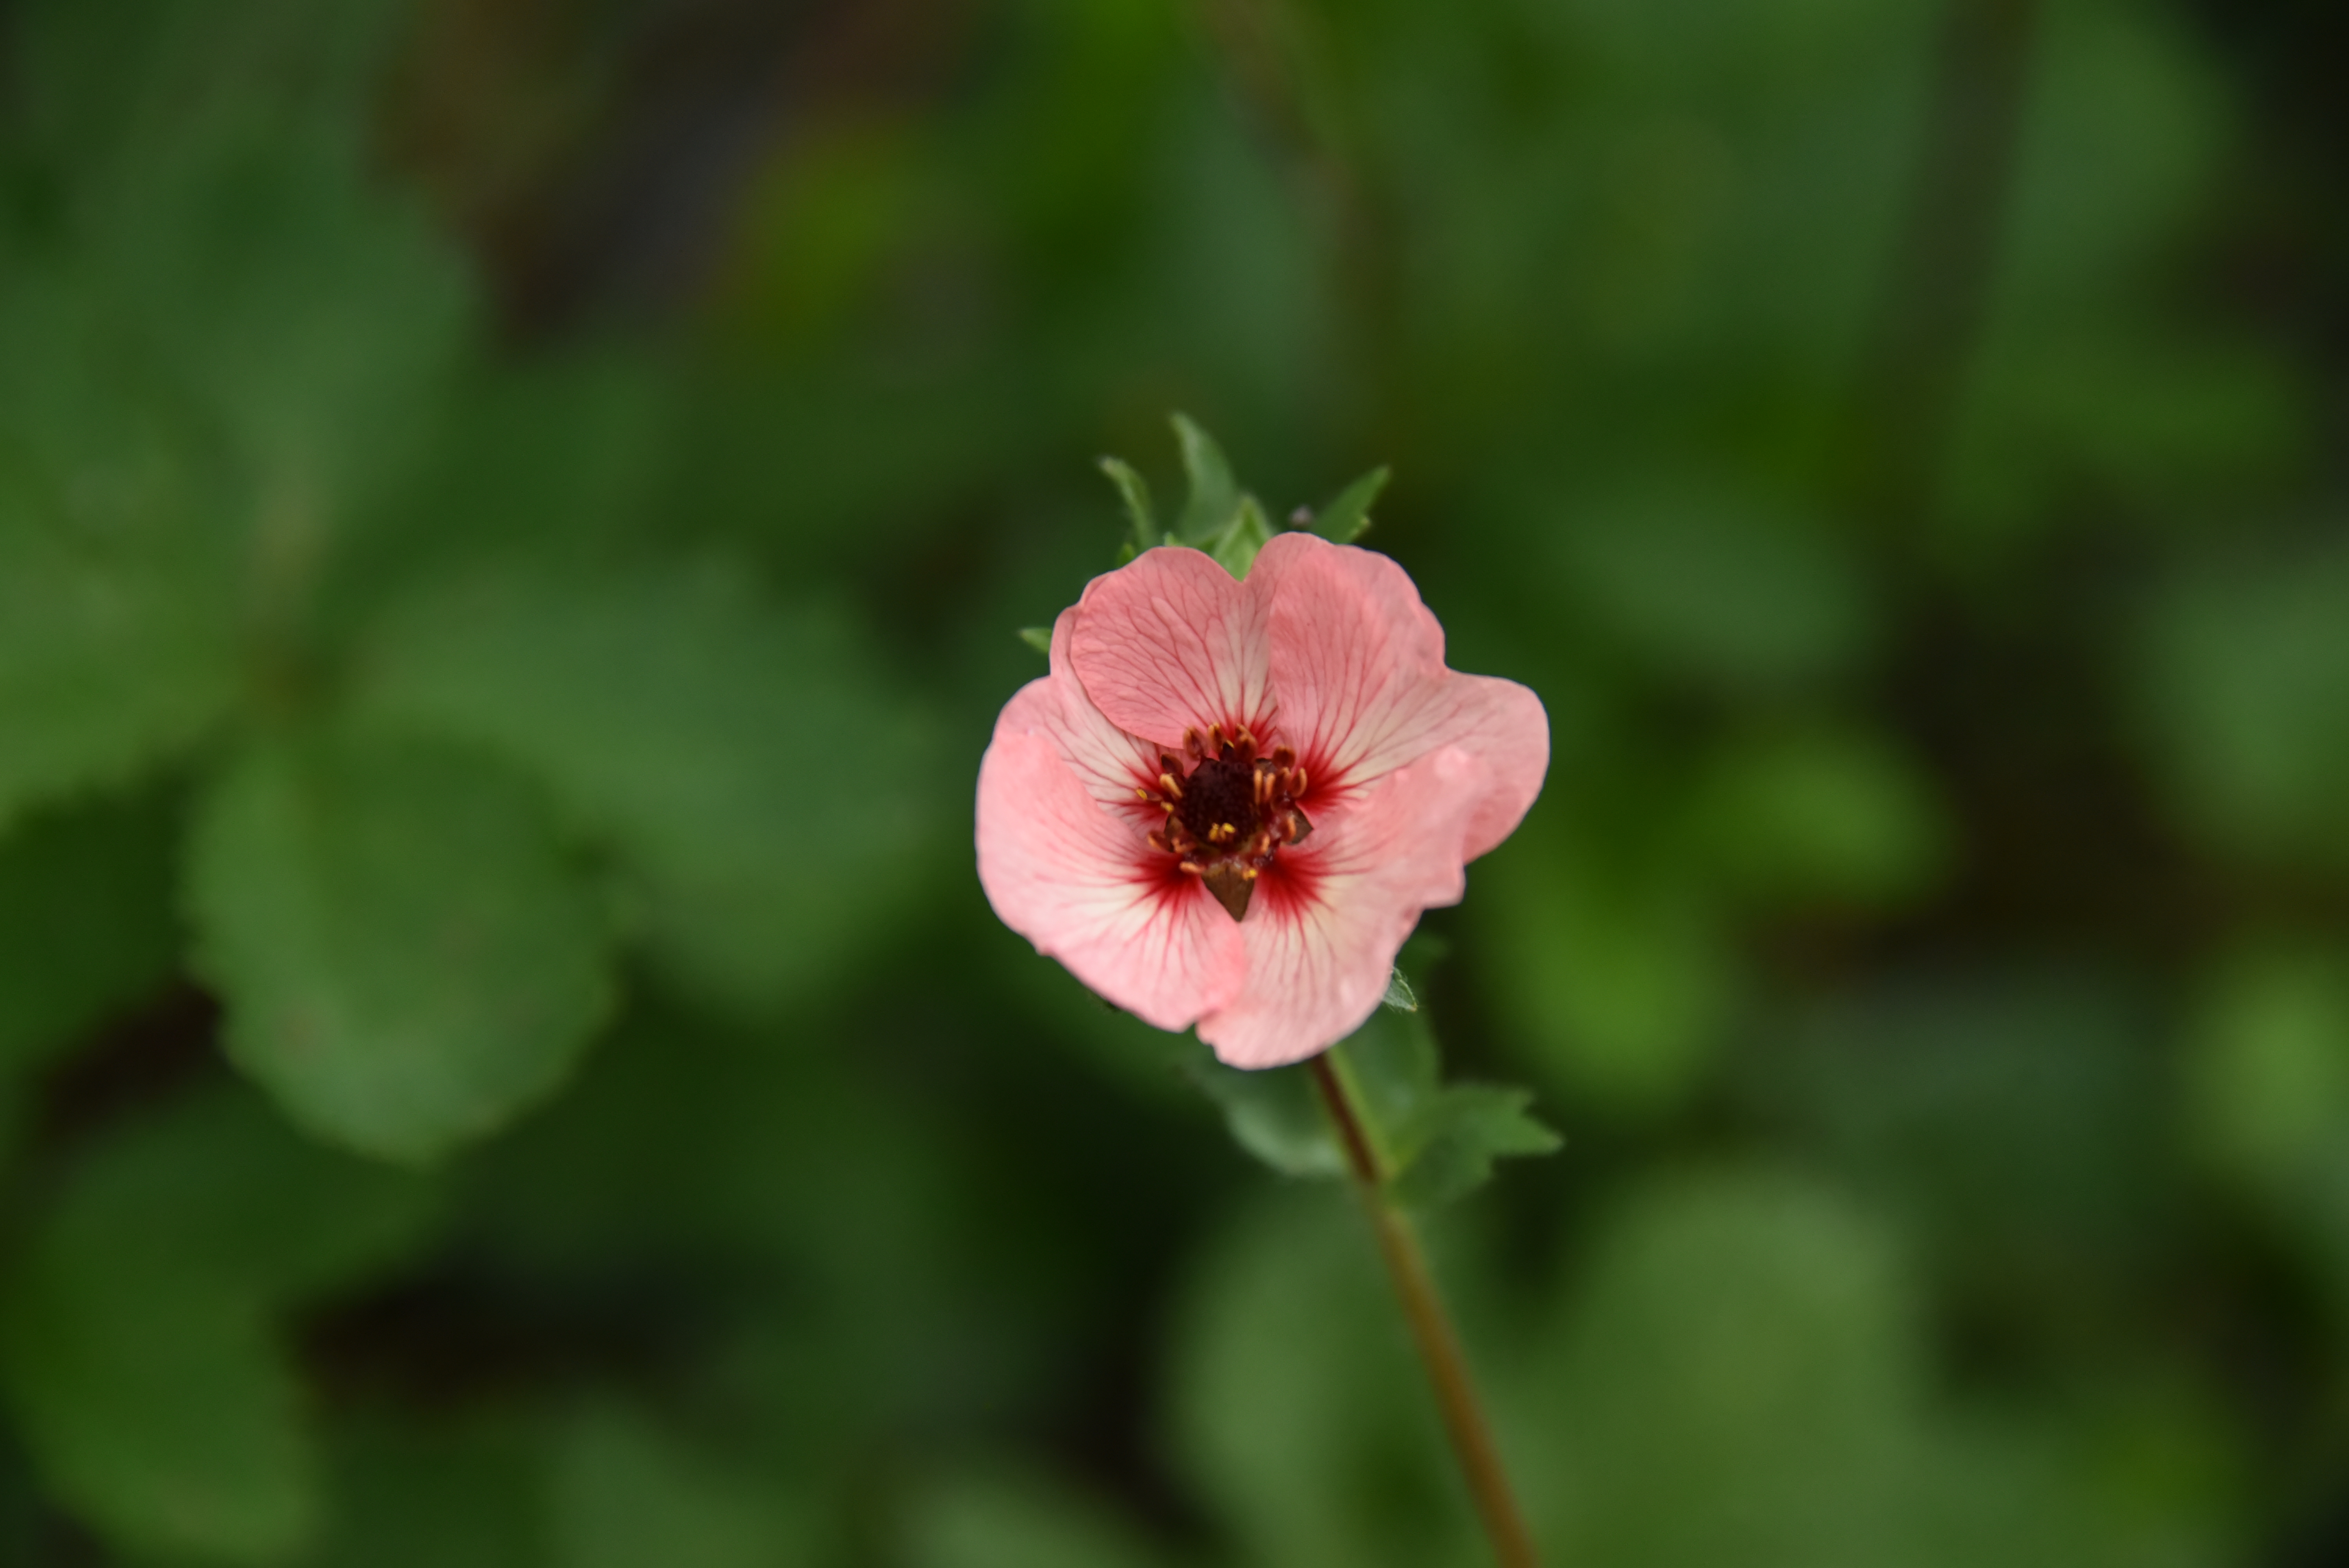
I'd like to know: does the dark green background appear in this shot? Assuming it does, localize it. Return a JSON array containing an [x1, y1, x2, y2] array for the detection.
[[0, 0, 2344, 1561]]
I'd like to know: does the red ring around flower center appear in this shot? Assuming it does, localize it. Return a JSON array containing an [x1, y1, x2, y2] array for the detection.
[[1137, 723, 1311, 922]]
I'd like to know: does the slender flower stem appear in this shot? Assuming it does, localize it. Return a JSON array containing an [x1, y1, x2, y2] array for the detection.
[[1308, 1054, 1542, 1568]]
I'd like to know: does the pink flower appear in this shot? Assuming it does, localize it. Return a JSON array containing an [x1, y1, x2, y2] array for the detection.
[[977, 532, 1548, 1069]]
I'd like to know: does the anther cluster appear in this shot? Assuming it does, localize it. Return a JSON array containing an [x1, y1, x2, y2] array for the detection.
[[1135, 723, 1311, 921]]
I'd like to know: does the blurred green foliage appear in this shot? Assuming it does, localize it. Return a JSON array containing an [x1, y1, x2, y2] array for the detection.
[[0, 0, 2342, 1561]]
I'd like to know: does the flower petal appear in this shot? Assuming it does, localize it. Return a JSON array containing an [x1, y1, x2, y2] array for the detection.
[[994, 609, 1164, 813], [1427, 671, 1550, 860], [977, 730, 1245, 1031], [1253, 531, 1548, 856], [1196, 745, 1487, 1069], [1069, 545, 1272, 750]]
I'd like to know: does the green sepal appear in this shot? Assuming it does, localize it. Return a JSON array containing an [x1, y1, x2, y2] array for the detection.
[[1171, 413, 1242, 545], [1307, 466, 1391, 545], [1097, 456, 1161, 559], [1016, 626, 1053, 656], [1207, 495, 1276, 579]]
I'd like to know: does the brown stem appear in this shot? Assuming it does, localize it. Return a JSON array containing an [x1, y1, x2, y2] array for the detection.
[[1308, 1055, 1542, 1568]]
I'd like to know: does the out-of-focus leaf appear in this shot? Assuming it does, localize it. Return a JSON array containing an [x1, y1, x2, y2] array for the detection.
[[3, 1277, 312, 1566], [2183, 946, 2349, 1228], [1939, 0, 2276, 549], [1526, 1168, 2225, 1568], [21, 1087, 440, 1302], [2138, 542, 2349, 861], [1016, 625, 1054, 654], [187, 727, 617, 1163], [305, 1420, 542, 1568], [102, 139, 472, 527], [1527, 1171, 1924, 1568], [1558, 481, 1873, 690], [1690, 729, 1946, 909], [1171, 413, 1240, 544], [2180, 943, 2349, 1188], [902, 1470, 1175, 1568], [1167, 1190, 1466, 1568], [546, 1408, 817, 1568], [12, 0, 405, 173], [0, 484, 239, 830], [0, 1087, 437, 1563], [1098, 455, 1161, 557], [0, 790, 178, 1077], [0, 274, 242, 828], [1309, 466, 1390, 545], [1207, 494, 1274, 578], [356, 563, 937, 1015], [1769, 972, 2169, 1317], [1476, 827, 1735, 1117]]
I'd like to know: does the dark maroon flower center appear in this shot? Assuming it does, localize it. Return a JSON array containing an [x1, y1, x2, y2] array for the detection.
[[1137, 723, 1310, 922], [1174, 757, 1260, 848]]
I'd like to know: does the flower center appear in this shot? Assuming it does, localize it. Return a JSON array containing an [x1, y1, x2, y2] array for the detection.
[[1138, 723, 1310, 922]]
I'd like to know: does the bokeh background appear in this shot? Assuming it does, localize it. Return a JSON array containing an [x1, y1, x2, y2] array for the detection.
[[2, 0, 2347, 1561]]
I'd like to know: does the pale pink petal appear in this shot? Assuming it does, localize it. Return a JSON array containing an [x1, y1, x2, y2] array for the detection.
[[1425, 672, 1550, 859], [1069, 546, 1272, 750], [994, 609, 1163, 813], [978, 730, 1245, 1030], [1253, 531, 1548, 857], [1196, 746, 1488, 1069]]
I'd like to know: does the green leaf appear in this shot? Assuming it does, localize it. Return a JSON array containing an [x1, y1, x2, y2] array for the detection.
[[903, 1470, 1175, 1568], [1185, 1046, 1342, 1180], [1207, 494, 1276, 578], [0, 1086, 437, 1563], [1187, 977, 1558, 1204], [0, 485, 240, 830], [306, 1420, 544, 1568], [2184, 946, 2349, 1190], [1308, 466, 1390, 544], [1097, 456, 1160, 557], [547, 1409, 817, 1568], [1171, 413, 1241, 544], [1017, 625, 1053, 655], [1474, 823, 1736, 1118], [0, 789, 179, 1077], [0, 273, 242, 828], [12, 0, 406, 171], [1690, 729, 1947, 909], [104, 139, 472, 522], [1557, 480, 1873, 690], [1167, 1189, 1456, 1568], [355, 563, 937, 1016], [187, 727, 617, 1163], [3, 1274, 312, 1565], [2139, 542, 2349, 862], [1533, 1172, 1925, 1566], [1388, 1085, 1563, 1209], [1335, 1005, 1561, 1207]]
